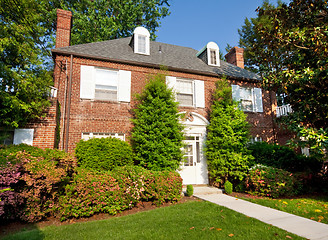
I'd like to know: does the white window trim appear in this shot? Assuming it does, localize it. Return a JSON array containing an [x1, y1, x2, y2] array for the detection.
[[176, 78, 195, 107], [232, 85, 263, 113], [133, 27, 150, 55], [207, 48, 219, 67], [81, 132, 126, 141]]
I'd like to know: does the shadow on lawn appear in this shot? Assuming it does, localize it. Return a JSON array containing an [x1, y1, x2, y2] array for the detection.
[[0, 221, 45, 240]]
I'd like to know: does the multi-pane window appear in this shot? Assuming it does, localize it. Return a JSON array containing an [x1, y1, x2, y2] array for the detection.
[[210, 49, 217, 65], [94, 68, 118, 101], [239, 87, 253, 112], [183, 136, 200, 166], [231, 85, 263, 112], [137, 35, 146, 54], [82, 132, 125, 141], [176, 79, 194, 106]]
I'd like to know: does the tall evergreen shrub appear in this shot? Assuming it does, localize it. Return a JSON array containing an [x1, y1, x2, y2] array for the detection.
[[131, 73, 184, 171], [205, 80, 253, 185]]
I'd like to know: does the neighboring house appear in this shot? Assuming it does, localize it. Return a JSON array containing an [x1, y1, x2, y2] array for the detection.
[[12, 9, 283, 185]]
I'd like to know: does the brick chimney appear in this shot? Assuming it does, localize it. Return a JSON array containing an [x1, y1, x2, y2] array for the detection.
[[55, 9, 72, 48], [225, 47, 244, 69]]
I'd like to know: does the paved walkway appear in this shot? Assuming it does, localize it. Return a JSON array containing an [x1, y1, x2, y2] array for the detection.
[[193, 187, 328, 240]]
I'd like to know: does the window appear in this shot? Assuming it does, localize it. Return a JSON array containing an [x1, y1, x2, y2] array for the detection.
[[80, 65, 131, 102], [183, 136, 200, 166], [210, 49, 217, 65], [137, 35, 146, 54], [231, 85, 263, 112], [82, 132, 125, 141], [133, 26, 150, 55], [94, 68, 118, 101], [250, 136, 262, 144], [176, 79, 194, 106], [166, 76, 205, 108]]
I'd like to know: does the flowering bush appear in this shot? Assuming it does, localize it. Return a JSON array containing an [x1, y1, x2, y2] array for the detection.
[[245, 165, 301, 198], [57, 166, 182, 221], [0, 145, 77, 222]]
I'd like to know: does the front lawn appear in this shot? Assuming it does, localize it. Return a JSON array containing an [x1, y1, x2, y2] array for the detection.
[[239, 194, 328, 224], [3, 201, 304, 240]]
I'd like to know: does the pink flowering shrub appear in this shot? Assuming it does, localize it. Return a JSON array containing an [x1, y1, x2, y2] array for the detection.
[[245, 165, 301, 198], [57, 166, 183, 221]]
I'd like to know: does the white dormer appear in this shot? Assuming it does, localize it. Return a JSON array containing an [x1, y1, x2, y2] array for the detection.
[[133, 26, 150, 55], [196, 41, 220, 67]]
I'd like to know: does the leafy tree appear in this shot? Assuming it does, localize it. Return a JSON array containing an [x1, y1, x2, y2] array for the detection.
[[205, 80, 253, 186], [238, 0, 328, 157], [0, 0, 170, 128], [131, 73, 184, 171]]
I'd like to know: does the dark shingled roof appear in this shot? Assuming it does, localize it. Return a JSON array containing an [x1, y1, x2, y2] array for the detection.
[[52, 37, 261, 81]]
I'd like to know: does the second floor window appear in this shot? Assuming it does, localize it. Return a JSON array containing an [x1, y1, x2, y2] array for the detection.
[[176, 79, 194, 106], [95, 69, 118, 101]]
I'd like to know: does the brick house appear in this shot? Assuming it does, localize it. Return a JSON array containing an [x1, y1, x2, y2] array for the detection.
[[13, 9, 281, 184]]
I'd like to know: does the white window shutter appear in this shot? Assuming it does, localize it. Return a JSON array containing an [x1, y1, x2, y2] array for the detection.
[[13, 129, 34, 146], [254, 87, 263, 112], [118, 70, 131, 102], [195, 80, 205, 108], [166, 76, 177, 91], [231, 84, 240, 102], [80, 65, 95, 99]]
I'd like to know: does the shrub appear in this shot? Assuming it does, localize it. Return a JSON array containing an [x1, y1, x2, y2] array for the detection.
[[224, 181, 233, 194], [0, 145, 77, 222], [57, 166, 183, 221], [245, 165, 301, 198], [75, 137, 133, 171], [186, 185, 193, 197], [248, 142, 321, 173], [131, 73, 184, 171], [205, 80, 253, 185]]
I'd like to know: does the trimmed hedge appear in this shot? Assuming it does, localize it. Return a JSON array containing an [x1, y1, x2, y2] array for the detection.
[[245, 165, 301, 198], [75, 137, 133, 171]]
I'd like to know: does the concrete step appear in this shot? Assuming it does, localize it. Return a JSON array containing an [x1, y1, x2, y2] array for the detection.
[[182, 186, 223, 196]]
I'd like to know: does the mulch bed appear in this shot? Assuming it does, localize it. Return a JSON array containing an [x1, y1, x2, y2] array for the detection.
[[0, 196, 200, 238]]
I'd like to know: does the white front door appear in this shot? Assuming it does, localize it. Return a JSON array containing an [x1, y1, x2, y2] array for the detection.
[[179, 135, 208, 185]]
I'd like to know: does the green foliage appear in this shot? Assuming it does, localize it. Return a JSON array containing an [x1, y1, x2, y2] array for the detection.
[[131, 73, 184, 171], [246, 165, 301, 198], [248, 142, 321, 173], [205, 80, 253, 185], [224, 181, 233, 194], [0, 0, 170, 128], [186, 185, 193, 197], [57, 166, 182, 221], [75, 137, 133, 171], [238, 0, 328, 155]]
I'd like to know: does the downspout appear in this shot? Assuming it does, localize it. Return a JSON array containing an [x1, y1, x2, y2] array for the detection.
[[61, 59, 68, 150], [65, 54, 73, 152], [269, 91, 277, 143]]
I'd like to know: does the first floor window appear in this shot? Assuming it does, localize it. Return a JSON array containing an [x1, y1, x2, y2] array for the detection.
[[183, 136, 200, 166], [82, 132, 125, 141]]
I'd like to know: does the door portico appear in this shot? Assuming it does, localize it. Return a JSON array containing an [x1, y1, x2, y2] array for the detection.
[[179, 112, 209, 185]]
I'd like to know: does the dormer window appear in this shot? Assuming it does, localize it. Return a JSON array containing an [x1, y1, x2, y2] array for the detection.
[[197, 41, 220, 67], [210, 49, 217, 65], [133, 26, 150, 55]]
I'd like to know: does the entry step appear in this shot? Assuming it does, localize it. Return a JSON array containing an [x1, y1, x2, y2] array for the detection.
[[182, 186, 223, 196]]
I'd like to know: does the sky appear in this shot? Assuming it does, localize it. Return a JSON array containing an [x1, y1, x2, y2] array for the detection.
[[156, 0, 280, 55]]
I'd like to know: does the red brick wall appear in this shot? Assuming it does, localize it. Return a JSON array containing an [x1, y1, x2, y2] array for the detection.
[[26, 100, 58, 149], [52, 55, 277, 152]]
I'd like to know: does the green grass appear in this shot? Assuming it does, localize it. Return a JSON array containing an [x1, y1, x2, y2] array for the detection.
[[3, 201, 304, 240], [240, 195, 328, 224]]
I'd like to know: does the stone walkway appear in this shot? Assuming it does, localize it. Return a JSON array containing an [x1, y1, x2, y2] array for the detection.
[[191, 186, 328, 240]]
